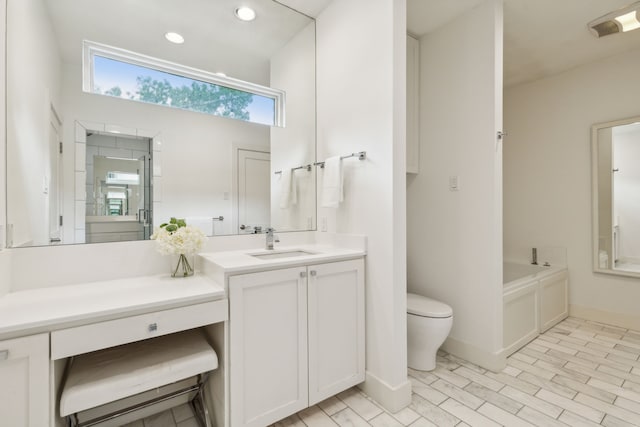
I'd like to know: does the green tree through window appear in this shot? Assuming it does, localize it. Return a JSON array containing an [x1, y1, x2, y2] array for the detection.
[[90, 54, 278, 126]]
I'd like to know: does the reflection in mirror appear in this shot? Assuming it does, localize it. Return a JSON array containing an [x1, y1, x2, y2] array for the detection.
[[85, 132, 153, 243], [592, 116, 640, 277], [6, 0, 316, 248]]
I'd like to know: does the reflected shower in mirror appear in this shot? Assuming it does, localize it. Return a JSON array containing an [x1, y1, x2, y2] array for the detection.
[[5, 0, 316, 248], [592, 116, 640, 277]]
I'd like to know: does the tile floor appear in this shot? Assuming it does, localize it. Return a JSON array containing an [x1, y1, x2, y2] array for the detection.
[[123, 403, 199, 427], [133, 317, 640, 426]]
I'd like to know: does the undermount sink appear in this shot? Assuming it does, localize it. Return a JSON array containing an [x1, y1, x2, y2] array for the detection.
[[250, 250, 315, 260]]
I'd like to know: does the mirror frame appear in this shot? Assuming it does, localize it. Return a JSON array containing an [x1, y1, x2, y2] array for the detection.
[[591, 114, 640, 278]]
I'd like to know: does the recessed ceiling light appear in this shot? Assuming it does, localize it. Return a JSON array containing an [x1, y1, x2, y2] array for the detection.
[[235, 6, 256, 22], [615, 10, 640, 32], [165, 32, 185, 44], [588, 2, 640, 37]]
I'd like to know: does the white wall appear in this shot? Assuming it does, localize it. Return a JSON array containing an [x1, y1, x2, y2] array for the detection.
[[504, 47, 640, 329], [316, 0, 410, 411], [0, 0, 6, 252], [0, 0, 8, 297], [612, 126, 640, 261], [6, 0, 62, 246], [270, 22, 317, 232], [60, 63, 270, 241], [407, 0, 504, 370]]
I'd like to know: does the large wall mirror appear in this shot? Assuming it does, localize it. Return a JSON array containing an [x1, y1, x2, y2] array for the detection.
[[592, 115, 640, 278], [6, 0, 316, 247]]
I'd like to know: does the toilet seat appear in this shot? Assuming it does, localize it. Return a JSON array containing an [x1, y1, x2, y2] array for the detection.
[[407, 293, 452, 318]]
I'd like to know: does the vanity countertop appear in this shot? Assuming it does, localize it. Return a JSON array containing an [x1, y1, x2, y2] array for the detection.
[[0, 274, 225, 341], [199, 244, 366, 274]]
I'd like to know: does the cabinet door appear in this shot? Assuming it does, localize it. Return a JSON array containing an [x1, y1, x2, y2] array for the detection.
[[0, 333, 49, 427], [540, 271, 568, 332], [308, 259, 365, 405], [229, 267, 308, 427]]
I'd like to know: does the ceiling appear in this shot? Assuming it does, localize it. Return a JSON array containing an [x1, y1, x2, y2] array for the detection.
[[41, 0, 312, 84], [407, 0, 640, 87], [39, 0, 640, 89], [282, 0, 640, 88]]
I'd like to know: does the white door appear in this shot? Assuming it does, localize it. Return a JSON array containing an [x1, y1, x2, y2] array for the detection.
[[237, 149, 270, 233], [48, 110, 63, 243], [0, 334, 49, 427], [229, 267, 308, 427], [308, 259, 366, 405]]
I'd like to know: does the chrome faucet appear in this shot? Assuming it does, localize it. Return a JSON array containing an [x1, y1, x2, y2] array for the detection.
[[265, 227, 278, 250]]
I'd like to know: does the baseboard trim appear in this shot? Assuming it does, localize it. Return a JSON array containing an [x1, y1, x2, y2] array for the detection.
[[358, 371, 411, 413], [569, 304, 640, 331], [441, 336, 506, 372]]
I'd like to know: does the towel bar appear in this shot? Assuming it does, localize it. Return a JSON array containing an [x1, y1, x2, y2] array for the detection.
[[314, 151, 366, 168]]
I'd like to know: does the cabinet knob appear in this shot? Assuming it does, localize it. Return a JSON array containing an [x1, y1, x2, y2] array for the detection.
[[310, 270, 317, 276], [148, 323, 158, 332], [300, 272, 307, 278], [0, 350, 8, 361]]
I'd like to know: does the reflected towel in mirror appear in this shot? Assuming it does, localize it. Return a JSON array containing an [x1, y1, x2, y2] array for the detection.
[[186, 217, 213, 236], [279, 169, 297, 209], [321, 156, 343, 208]]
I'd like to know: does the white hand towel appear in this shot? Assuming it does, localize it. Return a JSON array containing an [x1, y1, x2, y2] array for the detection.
[[279, 169, 297, 209], [321, 156, 343, 208], [186, 217, 213, 236]]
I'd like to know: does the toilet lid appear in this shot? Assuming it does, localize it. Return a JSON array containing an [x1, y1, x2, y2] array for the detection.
[[407, 293, 453, 318]]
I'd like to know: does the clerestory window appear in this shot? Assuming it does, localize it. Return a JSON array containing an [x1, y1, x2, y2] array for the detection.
[[83, 41, 285, 127]]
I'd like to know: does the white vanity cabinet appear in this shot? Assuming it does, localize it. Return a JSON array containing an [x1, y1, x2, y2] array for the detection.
[[308, 260, 365, 405], [0, 333, 49, 427], [229, 258, 365, 427], [229, 266, 309, 427]]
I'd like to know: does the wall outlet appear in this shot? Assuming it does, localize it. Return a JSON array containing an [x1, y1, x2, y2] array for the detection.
[[223, 191, 229, 200], [449, 175, 459, 191], [321, 217, 327, 232]]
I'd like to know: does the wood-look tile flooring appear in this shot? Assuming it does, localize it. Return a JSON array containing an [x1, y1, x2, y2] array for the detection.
[[135, 317, 640, 426], [272, 317, 640, 427]]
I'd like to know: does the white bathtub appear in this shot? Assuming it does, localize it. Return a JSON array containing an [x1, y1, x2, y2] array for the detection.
[[502, 262, 568, 356], [503, 262, 563, 288]]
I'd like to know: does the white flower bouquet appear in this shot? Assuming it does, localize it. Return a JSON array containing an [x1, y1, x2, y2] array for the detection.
[[151, 218, 206, 277]]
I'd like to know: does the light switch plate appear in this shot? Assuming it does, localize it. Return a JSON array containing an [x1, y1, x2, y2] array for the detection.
[[449, 175, 459, 191]]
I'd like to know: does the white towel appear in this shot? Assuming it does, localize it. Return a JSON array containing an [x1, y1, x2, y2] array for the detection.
[[321, 156, 343, 208], [186, 217, 213, 236], [279, 169, 297, 209]]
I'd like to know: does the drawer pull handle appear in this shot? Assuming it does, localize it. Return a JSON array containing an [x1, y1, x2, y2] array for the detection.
[[310, 270, 317, 276], [0, 350, 8, 361], [148, 323, 158, 332], [300, 272, 307, 278]]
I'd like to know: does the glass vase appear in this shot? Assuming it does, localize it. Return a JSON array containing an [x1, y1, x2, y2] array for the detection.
[[172, 254, 195, 277]]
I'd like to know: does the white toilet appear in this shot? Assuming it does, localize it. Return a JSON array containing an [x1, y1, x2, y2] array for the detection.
[[407, 293, 453, 371]]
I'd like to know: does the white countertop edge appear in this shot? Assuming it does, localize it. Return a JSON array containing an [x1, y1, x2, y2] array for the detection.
[[0, 274, 225, 341], [199, 245, 366, 274]]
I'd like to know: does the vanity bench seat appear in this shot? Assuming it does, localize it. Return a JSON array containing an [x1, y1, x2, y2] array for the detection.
[[60, 329, 218, 426]]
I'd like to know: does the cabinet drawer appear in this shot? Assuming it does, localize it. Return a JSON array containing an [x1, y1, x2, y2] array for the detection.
[[51, 299, 227, 360]]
